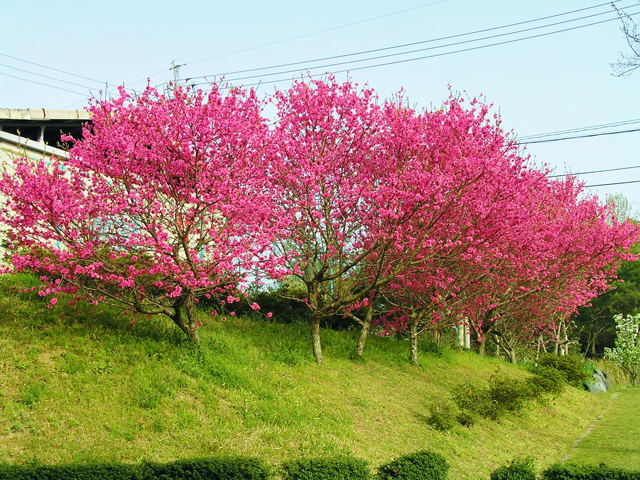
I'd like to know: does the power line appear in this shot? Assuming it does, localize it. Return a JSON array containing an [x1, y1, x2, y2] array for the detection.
[[129, 0, 449, 87], [549, 165, 640, 178], [519, 127, 640, 144], [0, 62, 93, 90], [0, 71, 87, 96], [0, 52, 107, 85], [191, 11, 638, 88], [193, 0, 621, 81], [518, 118, 640, 141], [585, 179, 640, 187], [190, 0, 449, 67]]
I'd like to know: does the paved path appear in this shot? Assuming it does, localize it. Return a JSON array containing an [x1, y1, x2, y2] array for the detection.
[[564, 386, 640, 469]]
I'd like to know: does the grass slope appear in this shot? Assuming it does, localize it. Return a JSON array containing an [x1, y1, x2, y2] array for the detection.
[[0, 274, 611, 479]]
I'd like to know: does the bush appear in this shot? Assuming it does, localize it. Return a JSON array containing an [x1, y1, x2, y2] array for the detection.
[[541, 462, 640, 479], [426, 401, 459, 431], [488, 377, 535, 417], [452, 376, 537, 421], [527, 367, 565, 398], [452, 381, 493, 419], [537, 354, 588, 388], [282, 456, 370, 480], [139, 457, 272, 480], [490, 457, 536, 480], [377, 451, 448, 480]]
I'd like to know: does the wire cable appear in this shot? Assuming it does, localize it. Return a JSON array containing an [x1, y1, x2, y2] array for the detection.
[[129, 0, 449, 86], [0, 63, 94, 90], [519, 127, 640, 144], [549, 165, 640, 178], [518, 118, 640, 141], [193, 0, 622, 81], [194, 11, 638, 89], [585, 179, 640, 187], [0, 71, 88, 96], [0, 52, 107, 85]]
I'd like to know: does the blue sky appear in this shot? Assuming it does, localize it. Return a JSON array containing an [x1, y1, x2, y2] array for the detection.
[[2, 0, 640, 208]]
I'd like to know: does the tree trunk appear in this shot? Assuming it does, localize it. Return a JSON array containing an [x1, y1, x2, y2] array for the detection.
[[410, 318, 419, 366], [355, 320, 371, 358], [308, 281, 324, 365], [170, 300, 200, 344], [310, 314, 324, 365], [478, 339, 487, 356], [355, 302, 375, 358]]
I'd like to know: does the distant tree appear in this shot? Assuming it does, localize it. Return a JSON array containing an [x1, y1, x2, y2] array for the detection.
[[605, 313, 640, 385]]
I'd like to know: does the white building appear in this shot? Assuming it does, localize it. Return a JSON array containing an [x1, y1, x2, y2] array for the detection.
[[0, 108, 90, 163]]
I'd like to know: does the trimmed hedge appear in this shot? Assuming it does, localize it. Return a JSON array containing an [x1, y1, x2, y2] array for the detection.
[[282, 456, 370, 480], [139, 457, 272, 480], [541, 463, 640, 480], [0, 463, 137, 480], [0, 457, 271, 480], [377, 451, 449, 480]]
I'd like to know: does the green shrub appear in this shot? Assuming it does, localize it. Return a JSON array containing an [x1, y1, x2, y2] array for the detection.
[[490, 457, 536, 480], [426, 401, 459, 431], [527, 367, 565, 398], [537, 354, 588, 388], [452, 381, 493, 419], [139, 457, 272, 480], [452, 376, 538, 421], [487, 377, 534, 417], [282, 456, 370, 480], [541, 462, 640, 479], [377, 451, 448, 480]]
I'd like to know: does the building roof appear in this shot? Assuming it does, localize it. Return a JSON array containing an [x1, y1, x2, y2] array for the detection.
[[0, 108, 90, 147]]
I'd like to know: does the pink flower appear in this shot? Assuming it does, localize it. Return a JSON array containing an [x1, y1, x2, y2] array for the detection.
[[211, 309, 218, 317], [266, 312, 273, 318], [50, 298, 58, 306], [250, 302, 260, 310]]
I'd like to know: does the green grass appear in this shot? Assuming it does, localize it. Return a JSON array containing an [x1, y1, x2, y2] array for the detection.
[[569, 386, 640, 469], [0, 274, 615, 479]]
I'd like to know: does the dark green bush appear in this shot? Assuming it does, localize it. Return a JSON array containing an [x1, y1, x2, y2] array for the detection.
[[541, 462, 640, 479], [0, 463, 137, 480], [537, 354, 588, 388], [490, 457, 536, 480], [140, 457, 271, 480], [426, 401, 459, 431], [282, 456, 370, 480], [487, 377, 535, 417], [452, 381, 493, 419], [527, 367, 565, 398], [452, 376, 537, 421], [377, 451, 448, 480]]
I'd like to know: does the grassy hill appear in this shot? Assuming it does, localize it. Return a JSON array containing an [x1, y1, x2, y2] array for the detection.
[[0, 274, 614, 479]]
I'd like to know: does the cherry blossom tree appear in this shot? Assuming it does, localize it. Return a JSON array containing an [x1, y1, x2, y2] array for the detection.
[[0, 84, 277, 343]]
